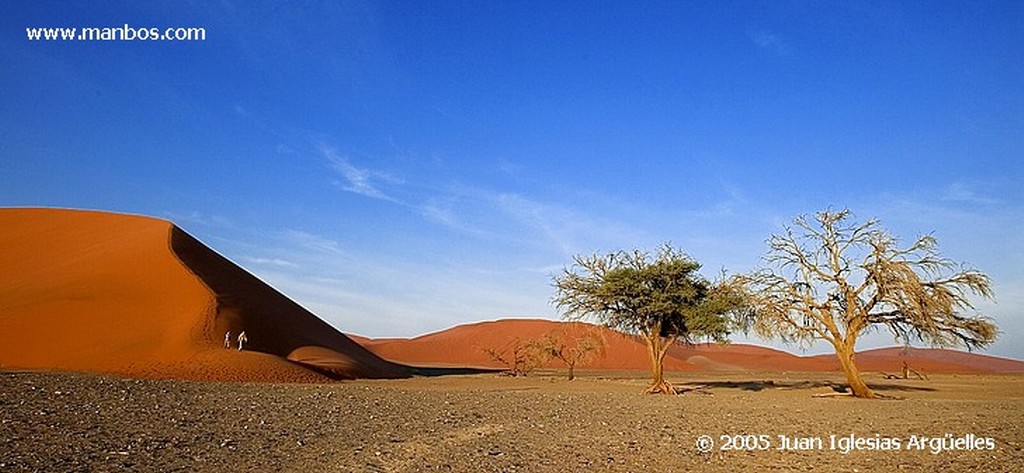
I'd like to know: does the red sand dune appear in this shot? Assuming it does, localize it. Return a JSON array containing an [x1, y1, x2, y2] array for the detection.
[[812, 347, 1024, 374], [355, 318, 818, 372], [668, 343, 833, 372], [0, 208, 408, 382], [357, 319, 695, 372], [356, 319, 1024, 375]]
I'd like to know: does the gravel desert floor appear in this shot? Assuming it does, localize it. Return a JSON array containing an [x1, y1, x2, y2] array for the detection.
[[2, 369, 1022, 472]]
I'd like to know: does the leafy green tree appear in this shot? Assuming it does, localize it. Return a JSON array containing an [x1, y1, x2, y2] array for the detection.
[[553, 244, 745, 394], [737, 209, 997, 398]]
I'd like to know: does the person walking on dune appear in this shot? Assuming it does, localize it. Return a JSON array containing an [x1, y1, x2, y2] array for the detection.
[[237, 331, 248, 351], [224, 331, 232, 349]]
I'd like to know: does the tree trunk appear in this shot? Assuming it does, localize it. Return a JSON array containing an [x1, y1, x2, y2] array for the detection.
[[644, 335, 675, 394], [836, 345, 875, 398], [567, 361, 575, 381]]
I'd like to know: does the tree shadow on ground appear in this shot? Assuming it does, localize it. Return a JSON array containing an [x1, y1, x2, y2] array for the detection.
[[408, 366, 504, 377], [683, 379, 936, 393], [293, 362, 501, 380]]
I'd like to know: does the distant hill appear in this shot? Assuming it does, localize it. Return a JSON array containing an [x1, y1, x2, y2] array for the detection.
[[354, 319, 1024, 374]]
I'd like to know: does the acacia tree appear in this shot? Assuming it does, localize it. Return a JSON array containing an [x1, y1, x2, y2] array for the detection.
[[529, 329, 606, 380], [553, 244, 745, 394], [482, 338, 541, 377], [737, 209, 997, 398]]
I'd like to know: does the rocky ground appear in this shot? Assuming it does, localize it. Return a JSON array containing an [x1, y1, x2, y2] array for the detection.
[[1, 369, 1022, 472]]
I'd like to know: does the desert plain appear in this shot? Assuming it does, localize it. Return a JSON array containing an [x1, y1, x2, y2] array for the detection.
[[2, 369, 1023, 472]]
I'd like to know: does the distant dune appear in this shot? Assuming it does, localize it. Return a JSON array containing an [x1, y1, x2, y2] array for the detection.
[[0, 208, 408, 381], [356, 318, 814, 372], [357, 319, 695, 372], [355, 319, 1024, 375], [667, 343, 832, 372], [811, 346, 1024, 374]]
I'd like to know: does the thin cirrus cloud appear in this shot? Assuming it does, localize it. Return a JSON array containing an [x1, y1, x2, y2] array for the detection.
[[412, 182, 650, 256], [319, 144, 401, 202], [282, 229, 348, 256], [419, 196, 490, 237], [240, 256, 300, 268], [749, 29, 792, 56], [942, 182, 1000, 205], [312, 146, 636, 255]]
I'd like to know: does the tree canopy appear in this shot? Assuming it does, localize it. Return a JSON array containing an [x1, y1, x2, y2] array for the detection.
[[553, 244, 745, 394], [737, 209, 998, 398]]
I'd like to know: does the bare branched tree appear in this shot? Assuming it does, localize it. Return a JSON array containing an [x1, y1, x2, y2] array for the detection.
[[482, 338, 543, 377], [737, 209, 997, 398], [528, 329, 607, 380], [553, 244, 746, 394]]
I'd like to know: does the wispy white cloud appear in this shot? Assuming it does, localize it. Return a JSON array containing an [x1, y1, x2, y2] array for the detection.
[[319, 143, 401, 201], [749, 29, 792, 56], [942, 182, 1000, 205], [403, 181, 650, 257], [492, 192, 649, 256], [419, 196, 488, 236], [495, 193, 577, 252], [241, 256, 300, 268], [282, 229, 347, 256]]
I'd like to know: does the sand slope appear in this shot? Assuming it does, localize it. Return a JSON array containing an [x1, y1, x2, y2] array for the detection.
[[356, 319, 1024, 374], [0, 208, 408, 381]]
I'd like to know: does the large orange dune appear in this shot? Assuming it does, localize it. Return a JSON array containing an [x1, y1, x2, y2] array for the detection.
[[0, 208, 409, 381], [355, 319, 1024, 375]]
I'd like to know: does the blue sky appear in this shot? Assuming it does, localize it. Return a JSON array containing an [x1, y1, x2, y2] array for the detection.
[[3, 1, 1023, 359]]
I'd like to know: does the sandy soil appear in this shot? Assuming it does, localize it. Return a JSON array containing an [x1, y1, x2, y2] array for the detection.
[[3, 369, 1021, 472]]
